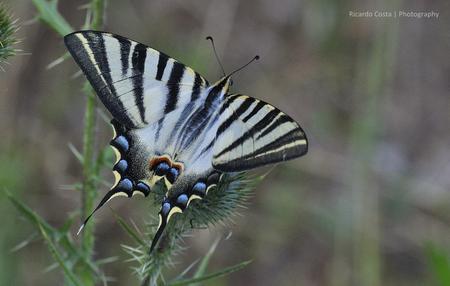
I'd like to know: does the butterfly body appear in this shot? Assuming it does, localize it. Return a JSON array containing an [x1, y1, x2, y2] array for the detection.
[[65, 31, 308, 251]]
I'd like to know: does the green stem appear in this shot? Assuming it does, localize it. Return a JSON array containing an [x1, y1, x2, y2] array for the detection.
[[91, 0, 106, 30], [349, 1, 399, 285], [79, 0, 106, 284], [80, 82, 97, 256]]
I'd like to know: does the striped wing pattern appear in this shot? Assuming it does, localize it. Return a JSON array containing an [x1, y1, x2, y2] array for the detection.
[[65, 30, 308, 252], [64, 31, 208, 129], [212, 95, 307, 172]]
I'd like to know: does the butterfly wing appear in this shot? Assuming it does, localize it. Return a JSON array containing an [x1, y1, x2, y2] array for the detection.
[[64, 30, 209, 129], [211, 94, 308, 172], [65, 31, 211, 233]]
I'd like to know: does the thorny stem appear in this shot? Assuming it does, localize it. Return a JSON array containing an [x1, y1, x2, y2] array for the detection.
[[128, 173, 261, 286], [91, 0, 105, 30], [80, 0, 106, 284], [80, 84, 97, 254]]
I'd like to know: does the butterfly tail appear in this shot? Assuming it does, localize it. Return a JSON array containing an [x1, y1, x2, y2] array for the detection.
[[149, 215, 167, 253], [76, 188, 120, 235], [149, 199, 183, 253], [77, 178, 151, 235]]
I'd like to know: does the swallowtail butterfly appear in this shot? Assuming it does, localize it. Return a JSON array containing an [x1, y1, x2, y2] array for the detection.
[[64, 31, 308, 252]]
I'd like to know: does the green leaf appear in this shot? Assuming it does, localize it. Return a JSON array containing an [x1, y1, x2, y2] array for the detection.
[[60, 213, 77, 233], [96, 256, 119, 265], [111, 208, 146, 247], [426, 243, 450, 286], [6, 190, 103, 279], [46, 51, 70, 69], [39, 224, 82, 286], [168, 260, 252, 286], [191, 237, 221, 285], [10, 232, 39, 253], [43, 262, 59, 273], [173, 259, 200, 281], [31, 0, 73, 36], [68, 143, 84, 164], [5, 190, 55, 234], [60, 183, 82, 191]]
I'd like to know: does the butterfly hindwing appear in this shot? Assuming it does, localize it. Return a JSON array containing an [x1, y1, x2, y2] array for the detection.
[[212, 94, 308, 172], [64, 30, 209, 129]]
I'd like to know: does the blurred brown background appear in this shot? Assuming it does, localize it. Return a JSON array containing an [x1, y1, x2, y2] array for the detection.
[[0, 0, 449, 285]]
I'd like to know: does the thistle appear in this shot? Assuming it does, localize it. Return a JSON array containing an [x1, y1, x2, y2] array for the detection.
[[0, 5, 20, 69], [120, 172, 265, 285]]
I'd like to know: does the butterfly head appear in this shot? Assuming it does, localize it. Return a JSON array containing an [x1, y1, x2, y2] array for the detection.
[[209, 54, 260, 96], [211, 75, 232, 95]]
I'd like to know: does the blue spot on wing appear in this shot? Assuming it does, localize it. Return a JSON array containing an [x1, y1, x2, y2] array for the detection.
[[161, 202, 171, 215], [167, 167, 179, 183], [192, 182, 206, 196], [176, 194, 188, 206], [114, 159, 128, 173], [135, 181, 150, 196], [117, 178, 133, 192], [155, 162, 170, 176], [111, 135, 129, 152]]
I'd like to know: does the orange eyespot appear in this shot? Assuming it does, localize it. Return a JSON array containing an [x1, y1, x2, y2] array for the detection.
[[149, 155, 172, 170], [172, 162, 184, 173], [149, 155, 184, 173]]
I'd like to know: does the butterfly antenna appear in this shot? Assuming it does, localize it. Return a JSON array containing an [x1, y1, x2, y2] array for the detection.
[[206, 36, 226, 77], [228, 55, 260, 77]]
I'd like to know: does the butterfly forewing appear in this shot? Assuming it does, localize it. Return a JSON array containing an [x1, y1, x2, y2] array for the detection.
[[64, 31, 209, 129]]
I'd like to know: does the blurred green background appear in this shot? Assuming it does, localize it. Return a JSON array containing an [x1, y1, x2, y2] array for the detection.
[[1, 0, 449, 285]]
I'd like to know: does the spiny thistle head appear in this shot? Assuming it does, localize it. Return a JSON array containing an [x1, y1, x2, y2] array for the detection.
[[0, 5, 20, 69], [122, 172, 265, 284]]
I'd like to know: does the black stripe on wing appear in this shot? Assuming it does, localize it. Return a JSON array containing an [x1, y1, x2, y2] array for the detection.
[[113, 34, 131, 76], [131, 43, 148, 124], [191, 73, 204, 101], [156, 53, 169, 80], [165, 62, 185, 114]]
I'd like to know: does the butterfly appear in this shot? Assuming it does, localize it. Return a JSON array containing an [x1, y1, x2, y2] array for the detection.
[[64, 30, 308, 252]]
